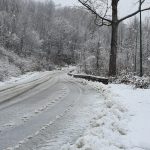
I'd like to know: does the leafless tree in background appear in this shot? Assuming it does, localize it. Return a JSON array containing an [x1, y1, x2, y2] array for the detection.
[[78, 0, 150, 76]]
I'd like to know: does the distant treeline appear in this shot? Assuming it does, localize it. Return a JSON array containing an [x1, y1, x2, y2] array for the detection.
[[0, 0, 150, 77]]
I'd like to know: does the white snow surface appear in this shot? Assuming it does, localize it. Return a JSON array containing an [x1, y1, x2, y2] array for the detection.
[[0, 66, 71, 88], [61, 78, 150, 150], [110, 84, 150, 150], [1, 71, 150, 150], [0, 72, 40, 87], [0, 70, 58, 91]]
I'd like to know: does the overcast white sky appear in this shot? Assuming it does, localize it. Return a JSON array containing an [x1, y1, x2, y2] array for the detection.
[[34, 0, 150, 19]]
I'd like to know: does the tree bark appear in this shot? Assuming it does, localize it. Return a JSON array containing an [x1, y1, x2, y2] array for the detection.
[[134, 33, 138, 73], [139, 0, 143, 77], [109, 0, 119, 76], [96, 42, 100, 72]]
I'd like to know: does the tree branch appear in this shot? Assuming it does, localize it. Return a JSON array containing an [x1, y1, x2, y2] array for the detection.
[[94, 14, 112, 26], [78, 0, 112, 24], [118, 1, 150, 23]]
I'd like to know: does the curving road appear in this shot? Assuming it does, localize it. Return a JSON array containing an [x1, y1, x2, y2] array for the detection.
[[0, 71, 101, 150]]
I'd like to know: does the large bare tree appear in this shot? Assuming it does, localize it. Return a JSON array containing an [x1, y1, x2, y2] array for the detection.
[[78, 0, 150, 76]]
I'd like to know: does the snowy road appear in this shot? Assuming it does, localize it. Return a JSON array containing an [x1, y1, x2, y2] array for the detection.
[[0, 71, 101, 150]]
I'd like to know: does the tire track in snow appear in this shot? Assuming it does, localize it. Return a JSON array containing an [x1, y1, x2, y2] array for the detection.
[[5, 79, 82, 150]]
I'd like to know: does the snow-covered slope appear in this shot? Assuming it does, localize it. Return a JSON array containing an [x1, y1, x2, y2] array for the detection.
[[0, 47, 36, 81], [0, 71, 58, 104]]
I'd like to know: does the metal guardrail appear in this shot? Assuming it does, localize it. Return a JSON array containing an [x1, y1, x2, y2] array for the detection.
[[68, 71, 108, 85]]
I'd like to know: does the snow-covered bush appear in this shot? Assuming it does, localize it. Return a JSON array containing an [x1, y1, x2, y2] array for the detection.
[[134, 76, 150, 89], [117, 71, 135, 84], [112, 71, 150, 89], [0, 58, 21, 81]]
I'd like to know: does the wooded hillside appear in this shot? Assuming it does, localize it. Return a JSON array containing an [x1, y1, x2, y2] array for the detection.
[[0, 0, 150, 80]]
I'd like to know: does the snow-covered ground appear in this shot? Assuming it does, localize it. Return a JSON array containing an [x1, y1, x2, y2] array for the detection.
[[111, 84, 150, 150], [61, 78, 150, 150], [0, 72, 40, 87], [0, 71, 150, 150], [0, 66, 73, 88], [0, 71, 59, 104], [0, 70, 58, 88]]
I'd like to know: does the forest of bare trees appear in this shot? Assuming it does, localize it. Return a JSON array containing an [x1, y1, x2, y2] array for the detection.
[[0, 0, 150, 80]]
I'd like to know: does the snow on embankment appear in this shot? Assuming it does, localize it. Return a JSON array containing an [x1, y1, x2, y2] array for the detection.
[[62, 78, 129, 150], [0, 71, 54, 104], [0, 47, 36, 81]]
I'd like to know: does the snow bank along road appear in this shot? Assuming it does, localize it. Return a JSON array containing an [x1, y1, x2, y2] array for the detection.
[[0, 70, 101, 150]]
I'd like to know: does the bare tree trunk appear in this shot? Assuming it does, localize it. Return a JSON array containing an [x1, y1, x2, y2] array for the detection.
[[134, 34, 138, 73], [96, 42, 100, 74], [139, 0, 143, 77], [83, 48, 87, 73], [109, 0, 119, 76]]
